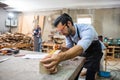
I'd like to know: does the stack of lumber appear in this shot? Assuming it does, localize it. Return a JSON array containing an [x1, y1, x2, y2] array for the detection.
[[0, 32, 33, 50]]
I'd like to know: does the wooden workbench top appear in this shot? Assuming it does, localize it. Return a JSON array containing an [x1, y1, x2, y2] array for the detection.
[[0, 50, 85, 80]]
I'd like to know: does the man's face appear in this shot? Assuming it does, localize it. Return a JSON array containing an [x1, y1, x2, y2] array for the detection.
[[56, 22, 69, 36]]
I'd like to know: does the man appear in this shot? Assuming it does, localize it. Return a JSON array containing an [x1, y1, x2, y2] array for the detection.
[[33, 25, 42, 52], [40, 13, 103, 80]]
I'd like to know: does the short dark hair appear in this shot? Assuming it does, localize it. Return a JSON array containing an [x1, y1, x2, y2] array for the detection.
[[54, 13, 73, 27]]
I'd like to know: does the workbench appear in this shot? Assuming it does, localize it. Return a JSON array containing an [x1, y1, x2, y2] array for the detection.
[[0, 50, 85, 80]]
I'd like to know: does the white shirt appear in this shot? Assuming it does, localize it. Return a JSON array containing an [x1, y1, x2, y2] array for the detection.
[[65, 23, 104, 52]]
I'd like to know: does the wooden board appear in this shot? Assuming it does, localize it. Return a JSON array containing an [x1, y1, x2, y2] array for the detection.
[[0, 43, 32, 49], [0, 50, 85, 80]]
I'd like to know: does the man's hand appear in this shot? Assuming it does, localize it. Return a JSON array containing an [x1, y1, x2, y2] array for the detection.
[[40, 54, 61, 73]]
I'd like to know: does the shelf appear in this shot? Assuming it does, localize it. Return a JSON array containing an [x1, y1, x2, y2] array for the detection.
[[42, 31, 66, 53], [106, 46, 120, 59], [42, 43, 55, 53]]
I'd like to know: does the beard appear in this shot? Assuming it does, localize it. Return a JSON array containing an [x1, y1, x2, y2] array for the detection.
[[66, 25, 72, 36]]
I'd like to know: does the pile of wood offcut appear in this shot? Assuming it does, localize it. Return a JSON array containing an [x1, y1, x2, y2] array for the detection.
[[0, 32, 33, 50]]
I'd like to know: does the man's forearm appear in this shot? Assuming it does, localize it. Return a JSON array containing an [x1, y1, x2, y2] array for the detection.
[[58, 45, 83, 61], [61, 46, 69, 52]]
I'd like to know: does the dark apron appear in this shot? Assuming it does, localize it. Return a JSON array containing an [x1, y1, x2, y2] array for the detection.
[[81, 40, 103, 72], [70, 26, 103, 72]]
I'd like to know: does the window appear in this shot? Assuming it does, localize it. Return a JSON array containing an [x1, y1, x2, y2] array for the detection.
[[5, 18, 18, 27], [77, 15, 92, 24]]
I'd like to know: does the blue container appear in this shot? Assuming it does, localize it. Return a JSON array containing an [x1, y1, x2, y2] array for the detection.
[[99, 71, 111, 78]]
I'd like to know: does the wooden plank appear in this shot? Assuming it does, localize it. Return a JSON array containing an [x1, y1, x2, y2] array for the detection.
[[0, 50, 85, 80], [0, 43, 32, 49]]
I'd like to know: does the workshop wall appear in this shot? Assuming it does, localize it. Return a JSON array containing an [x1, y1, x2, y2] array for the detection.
[[0, 8, 120, 41], [0, 8, 9, 33], [93, 8, 120, 38], [18, 11, 61, 41], [11, 8, 120, 41], [102, 8, 120, 38], [69, 8, 120, 38], [0, 8, 20, 34]]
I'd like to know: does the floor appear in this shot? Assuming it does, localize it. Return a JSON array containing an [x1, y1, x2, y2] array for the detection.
[[78, 59, 120, 80]]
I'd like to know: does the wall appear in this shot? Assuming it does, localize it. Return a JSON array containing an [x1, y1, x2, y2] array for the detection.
[[18, 8, 120, 41], [18, 13, 35, 35], [0, 8, 19, 34], [68, 8, 120, 38], [0, 8, 9, 33], [102, 8, 120, 38], [18, 10, 62, 41], [1, 8, 120, 40]]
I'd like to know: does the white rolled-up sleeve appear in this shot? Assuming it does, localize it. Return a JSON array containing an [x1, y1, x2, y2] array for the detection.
[[77, 26, 95, 52]]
